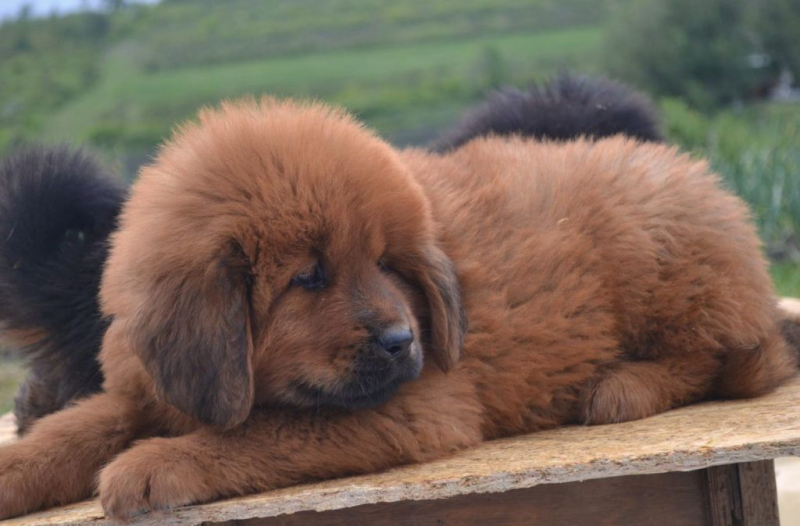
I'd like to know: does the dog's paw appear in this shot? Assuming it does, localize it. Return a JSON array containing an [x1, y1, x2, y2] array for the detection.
[[98, 438, 209, 519], [579, 371, 662, 425], [0, 446, 43, 519]]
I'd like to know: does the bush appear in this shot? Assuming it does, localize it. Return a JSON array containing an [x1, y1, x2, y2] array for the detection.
[[753, 0, 800, 80], [662, 100, 800, 259], [604, 0, 775, 109]]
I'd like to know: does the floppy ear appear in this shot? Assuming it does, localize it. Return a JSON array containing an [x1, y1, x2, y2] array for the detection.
[[417, 245, 467, 372], [127, 243, 254, 428]]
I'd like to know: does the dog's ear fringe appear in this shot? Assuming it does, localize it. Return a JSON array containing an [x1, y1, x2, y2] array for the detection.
[[417, 245, 467, 372], [128, 242, 255, 428]]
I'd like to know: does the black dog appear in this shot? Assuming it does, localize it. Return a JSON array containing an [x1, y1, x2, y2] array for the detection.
[[0, 73, 661, 432], [0, 146, 124, 433]]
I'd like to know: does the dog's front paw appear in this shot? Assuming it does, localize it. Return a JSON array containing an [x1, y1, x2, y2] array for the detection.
[[98, 438, 210, 519], [0, 446, 43, 519]]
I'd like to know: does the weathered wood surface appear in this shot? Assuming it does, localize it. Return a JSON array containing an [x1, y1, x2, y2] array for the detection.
[[233, 469, 712, 526], [1, 299, 799, 526], [0, 413, 14, 445], [1, 375, 799, 526]]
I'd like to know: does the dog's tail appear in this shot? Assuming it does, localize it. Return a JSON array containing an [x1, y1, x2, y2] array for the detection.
[[433, 72, 663, 152], [0, 145, 124, 432]]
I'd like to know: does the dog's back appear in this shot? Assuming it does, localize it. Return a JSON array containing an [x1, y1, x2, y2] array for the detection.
[[406, 136, 796, 426]]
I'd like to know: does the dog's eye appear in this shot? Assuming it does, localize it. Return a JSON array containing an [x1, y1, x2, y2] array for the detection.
[[292, 263, 326, 290], [377, 259, 392, 273]]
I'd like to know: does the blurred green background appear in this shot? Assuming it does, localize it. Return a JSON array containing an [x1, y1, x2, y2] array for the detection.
[[0, 0, 799, 412]]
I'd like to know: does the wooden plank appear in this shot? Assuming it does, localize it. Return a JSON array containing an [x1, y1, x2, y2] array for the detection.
[[779, 298, 800, 318], [230, 470, 709, 526], [0, 413, 14, 444], [703, 461, 779, 526], [3, 376, 799, 526], [2, 298, 799, 526], [738, 461, 779, 525], [704, 464, 744, 526]]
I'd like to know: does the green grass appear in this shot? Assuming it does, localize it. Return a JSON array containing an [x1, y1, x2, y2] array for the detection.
[[43, 26, 603, 160], [773, 263, 800, 298], [130, 0, 610, 71], [662, 100, 800, 257], [0, 0, 612, 159], [0, 359, 22, 415]]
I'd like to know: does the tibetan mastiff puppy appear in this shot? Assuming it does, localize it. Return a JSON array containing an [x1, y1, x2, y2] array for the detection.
[[0, 73, 664, 434], [0, 97, 797, 519]]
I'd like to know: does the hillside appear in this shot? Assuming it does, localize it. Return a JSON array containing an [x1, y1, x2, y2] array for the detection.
[[0, 0, 610, 176], [0, 0, 797, 294]]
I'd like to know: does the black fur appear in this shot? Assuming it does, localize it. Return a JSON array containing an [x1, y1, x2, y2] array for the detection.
[[0, 146, 124, 433], [433, 72, 663, 152]]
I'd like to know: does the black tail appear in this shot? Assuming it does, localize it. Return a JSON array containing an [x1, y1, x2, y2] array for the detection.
[[0, 145, 125, 433], [433, 72, 663, 152]]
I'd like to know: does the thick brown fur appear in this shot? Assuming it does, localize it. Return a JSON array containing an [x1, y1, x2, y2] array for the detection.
[[0, 98, 797, 519], [2, 74, 665, 434]]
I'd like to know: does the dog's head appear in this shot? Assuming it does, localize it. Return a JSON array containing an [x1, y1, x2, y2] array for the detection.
[[101, 99, 466, 427]]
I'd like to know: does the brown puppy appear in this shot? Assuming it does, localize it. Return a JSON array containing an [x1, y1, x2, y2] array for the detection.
[[0, 98, 796, 519]]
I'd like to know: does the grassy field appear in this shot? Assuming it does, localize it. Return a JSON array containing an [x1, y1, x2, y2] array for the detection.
[[0, 0, 611, 167], [43, 26, 603, 160], [0, 359, 22, 414], [1, 1, 797, 256], [661, 100, 800, 258], [773, 263, 800, 297]]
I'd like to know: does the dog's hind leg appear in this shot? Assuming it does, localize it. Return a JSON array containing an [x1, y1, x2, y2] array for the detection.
[[579, 326, 797, 425], [579, 350, 723, 425], [0, 392, 146, 519], [714, 329, 797, 400]]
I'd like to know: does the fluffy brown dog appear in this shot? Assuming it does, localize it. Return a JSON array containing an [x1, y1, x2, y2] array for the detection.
[[0, 98, 797, 519]]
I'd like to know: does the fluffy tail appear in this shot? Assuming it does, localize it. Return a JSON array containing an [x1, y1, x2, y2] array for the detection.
[[0, 145, 124, 433], [433, 72, 663, 152]]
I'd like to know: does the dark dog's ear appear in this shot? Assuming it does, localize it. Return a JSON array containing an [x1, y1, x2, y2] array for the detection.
[[128, 242, 254, 428], [416, 245, 467, 371]]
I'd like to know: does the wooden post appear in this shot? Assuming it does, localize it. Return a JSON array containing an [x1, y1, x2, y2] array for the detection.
[[704, 460, 780, 526]]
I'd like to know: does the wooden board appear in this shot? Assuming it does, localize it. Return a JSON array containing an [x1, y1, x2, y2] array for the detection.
[[2, 299, 799, 525], [703, 461, 780, 526], [231, 460, 780, 526], [233, 469, 711, 526], [1, 376, 799, 526]]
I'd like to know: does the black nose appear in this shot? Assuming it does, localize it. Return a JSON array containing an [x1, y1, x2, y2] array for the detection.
[[378, 327, 414, 357]]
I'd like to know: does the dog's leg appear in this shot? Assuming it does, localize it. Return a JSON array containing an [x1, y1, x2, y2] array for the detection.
[[580, 325, 798, 425], [99, 386, 483, 519], [715, 330, 797, 399], [579, 351, 722, 425], [0, 392, 146, 519]]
